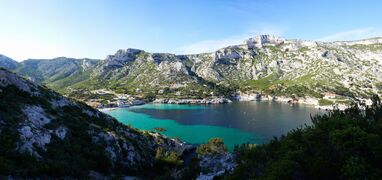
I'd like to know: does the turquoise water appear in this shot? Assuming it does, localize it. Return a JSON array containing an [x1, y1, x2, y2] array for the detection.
[[105, 102, 318, 151]]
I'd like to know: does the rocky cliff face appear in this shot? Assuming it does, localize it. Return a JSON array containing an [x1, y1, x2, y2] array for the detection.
[[184, 36, 382, 98], [0, 68, 189, 178], [105, 36, 379, 98], [1, 35, 382, 98]]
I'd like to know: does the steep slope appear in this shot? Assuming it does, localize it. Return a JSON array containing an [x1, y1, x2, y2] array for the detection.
[[0, 54, 19, 70], [0, 68, 189, 178]]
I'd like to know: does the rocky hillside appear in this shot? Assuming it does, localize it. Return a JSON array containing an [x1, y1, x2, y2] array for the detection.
[[1, 35, 382, 99], [0, 68, 192, 178], [183, 35, 382, 98], [0, 54, 19, 70]]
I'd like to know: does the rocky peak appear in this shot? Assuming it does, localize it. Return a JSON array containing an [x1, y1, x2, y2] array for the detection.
[[102, 48, 144, 68], [107, 48, 144, 61], [244, 35, 285, 48]]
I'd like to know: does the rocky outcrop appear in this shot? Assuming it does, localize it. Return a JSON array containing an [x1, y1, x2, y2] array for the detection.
[[0, 68, 39, 94], [197, 153, 237, 180], [244, 34, 285, 49], [101, 48, 143, 71]]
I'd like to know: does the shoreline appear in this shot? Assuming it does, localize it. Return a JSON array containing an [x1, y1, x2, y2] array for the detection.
[[97, 94, 373, 111], [151, 95, 351, 111], [152, 97, 232, 104], [233, 93, 375, 111], [97, 98, 329, 112], [235, 93, 346, 110]]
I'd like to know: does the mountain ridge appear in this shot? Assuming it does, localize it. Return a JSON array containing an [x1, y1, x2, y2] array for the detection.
[[4, 35, 382, 62], [1, 35, 382, 102]]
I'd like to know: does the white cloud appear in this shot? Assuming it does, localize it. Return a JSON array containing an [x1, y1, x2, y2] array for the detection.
[[317, 27, 382, 42], [175, 25, 286, 55]]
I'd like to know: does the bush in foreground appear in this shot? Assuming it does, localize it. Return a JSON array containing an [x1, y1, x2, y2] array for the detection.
[[196, 138, 227, 156]]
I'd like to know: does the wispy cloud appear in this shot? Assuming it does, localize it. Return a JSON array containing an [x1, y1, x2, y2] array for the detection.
[[175, 25, 286, 55], [317, 27, 382, 42]]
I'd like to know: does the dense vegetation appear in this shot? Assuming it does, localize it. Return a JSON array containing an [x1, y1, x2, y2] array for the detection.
[[230, 95, 382, 179]]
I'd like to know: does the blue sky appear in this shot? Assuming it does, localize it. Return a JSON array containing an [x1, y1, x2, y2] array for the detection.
[[0, 0, 381, 61]]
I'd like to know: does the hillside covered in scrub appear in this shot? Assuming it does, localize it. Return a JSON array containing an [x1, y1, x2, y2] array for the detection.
[[1, 35, 382, 102], [0, 68, 193, 178]]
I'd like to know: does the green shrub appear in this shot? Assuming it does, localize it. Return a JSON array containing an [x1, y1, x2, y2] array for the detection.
[[155, 148, 183, 167], [196, 138, 227, 156]]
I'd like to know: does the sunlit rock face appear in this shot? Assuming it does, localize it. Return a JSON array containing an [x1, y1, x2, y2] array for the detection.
[[244, 35, 285, 49]]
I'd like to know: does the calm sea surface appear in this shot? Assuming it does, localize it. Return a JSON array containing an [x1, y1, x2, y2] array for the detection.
[[104, 101, 321, 151]]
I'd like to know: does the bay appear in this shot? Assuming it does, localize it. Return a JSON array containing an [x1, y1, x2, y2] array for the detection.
[[104, 101, 320, 151]]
